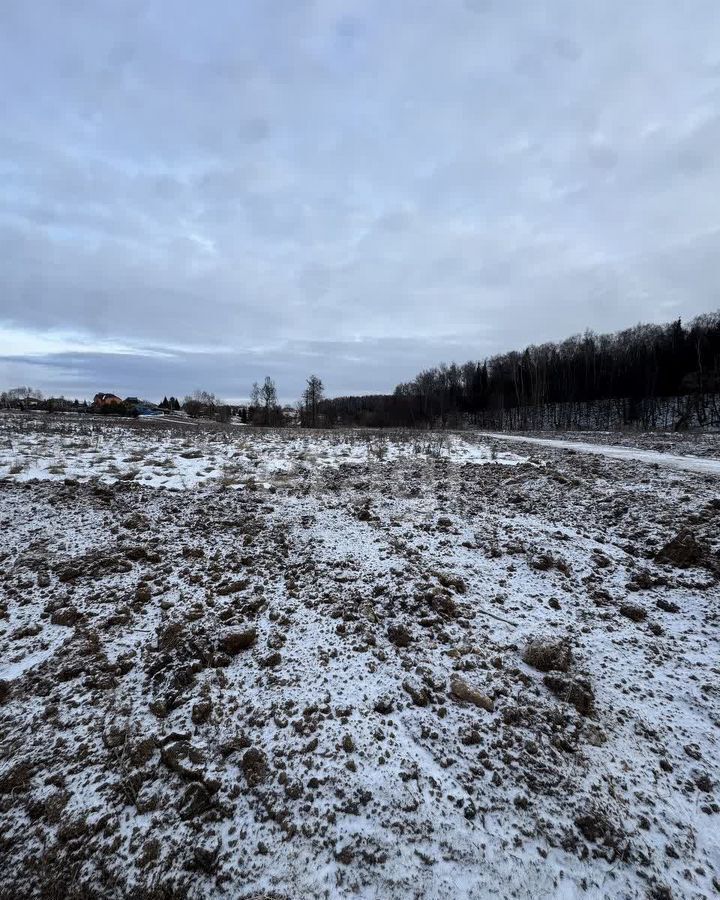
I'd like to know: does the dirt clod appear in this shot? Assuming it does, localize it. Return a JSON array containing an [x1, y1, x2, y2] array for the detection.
[[522, 636, 572, 673], [218, 628, 257, 655], [449, 676, 494, 712], [241, 748, 269, 787]]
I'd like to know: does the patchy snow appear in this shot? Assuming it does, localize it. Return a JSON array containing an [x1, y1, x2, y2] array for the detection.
[[0, 416, 527, 489], [0, 415, 719, 899]]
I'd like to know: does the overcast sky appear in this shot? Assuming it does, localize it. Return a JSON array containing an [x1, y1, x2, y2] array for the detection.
[[2, 0, 720, 402]]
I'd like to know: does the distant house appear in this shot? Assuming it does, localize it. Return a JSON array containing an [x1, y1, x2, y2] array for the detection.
[[135, 404, 163, 417], [123, 396, 163, 416], [93, 393, 122, 407]]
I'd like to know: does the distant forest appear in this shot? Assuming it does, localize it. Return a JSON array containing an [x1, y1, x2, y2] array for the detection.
[[4, 313, 720, 432], [321, 313, 720, 430]]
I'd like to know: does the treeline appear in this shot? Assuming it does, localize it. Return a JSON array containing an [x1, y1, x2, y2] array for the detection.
[[0, 388, 87, 414], [182, 377, 328, 427], [320, 313, 720, 429], [0, 376, 329, 428], [5, 314, 720, 431]]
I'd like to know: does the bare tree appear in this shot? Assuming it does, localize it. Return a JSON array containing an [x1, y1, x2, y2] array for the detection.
[[302, 375, 324, 427], [2, 386, 44, 405], [248, 377, 279, 425], [183, 389, 219, 418], [185, 389, 219, 406], [260, 376, 278, 425]]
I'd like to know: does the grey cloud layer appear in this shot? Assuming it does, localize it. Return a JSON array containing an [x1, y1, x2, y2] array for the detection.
[[1, 0, 719, 398]]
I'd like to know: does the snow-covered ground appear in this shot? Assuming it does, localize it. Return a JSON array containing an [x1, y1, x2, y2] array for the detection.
[[0, 415, 526, 490], [1, 415, 719, 900]]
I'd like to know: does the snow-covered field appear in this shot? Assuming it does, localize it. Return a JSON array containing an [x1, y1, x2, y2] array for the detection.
[[0, 414, 526, 489], [1, 414, 719, 900]]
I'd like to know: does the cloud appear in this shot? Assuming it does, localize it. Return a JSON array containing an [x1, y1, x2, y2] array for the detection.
[[0, 335, 500, 403], [1, 0, 719, 398]]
